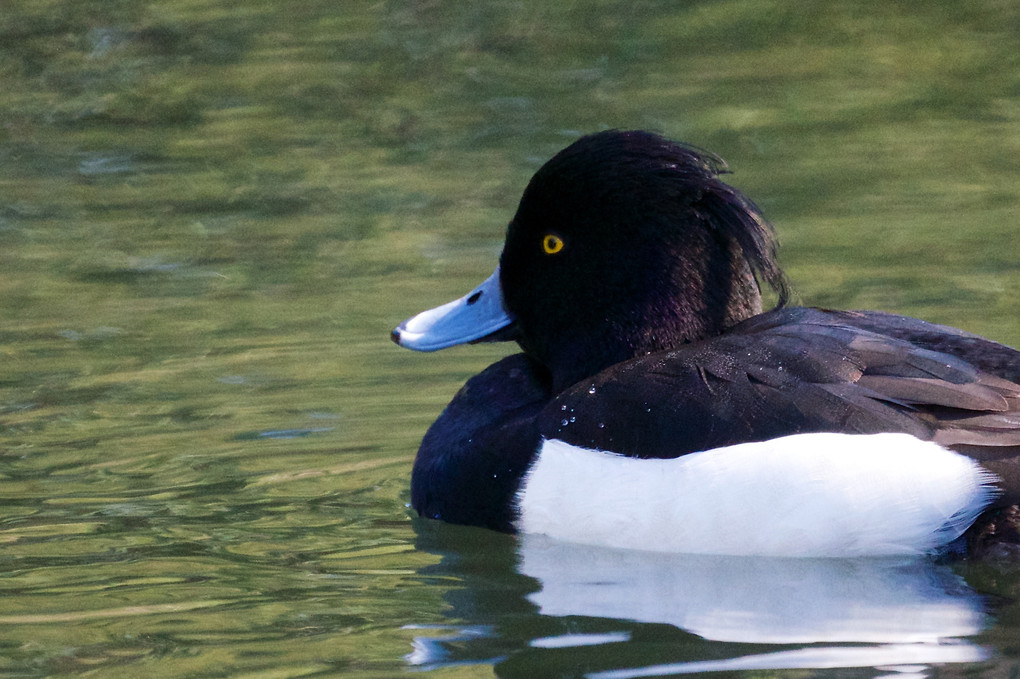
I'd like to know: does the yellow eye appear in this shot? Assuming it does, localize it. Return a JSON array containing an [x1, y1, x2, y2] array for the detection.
[[542, 234, 565, 255]]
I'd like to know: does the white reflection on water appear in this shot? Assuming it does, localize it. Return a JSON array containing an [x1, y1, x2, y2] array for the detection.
[[520, 535, 987, 643], [530, 631, 632, 649], [405, 527, 991, 676], [585, 643, 986, 679], [519, 534, 989, 675], [404, 624, 500, 669]]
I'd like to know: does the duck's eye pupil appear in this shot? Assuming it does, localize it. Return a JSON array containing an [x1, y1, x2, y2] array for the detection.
[[543, 234, 564, 255]]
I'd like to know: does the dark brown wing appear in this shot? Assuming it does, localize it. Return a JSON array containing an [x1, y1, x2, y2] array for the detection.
[[542, 306, 1020, 500], [833, 308, 1020, 383]]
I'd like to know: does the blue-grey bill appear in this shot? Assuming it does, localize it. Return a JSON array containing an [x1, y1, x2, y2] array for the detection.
[[392, 266, 515, 351]]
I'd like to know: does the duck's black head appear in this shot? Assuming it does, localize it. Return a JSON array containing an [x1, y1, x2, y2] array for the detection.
[[499, 130, 788, 390], [393, 130, 789, 392]]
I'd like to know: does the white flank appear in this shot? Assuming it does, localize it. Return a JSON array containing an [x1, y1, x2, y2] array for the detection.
[[515, 432, 999, 557]]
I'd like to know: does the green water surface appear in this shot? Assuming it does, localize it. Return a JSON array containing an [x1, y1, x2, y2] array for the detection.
[[1, 1, 1019, 676]]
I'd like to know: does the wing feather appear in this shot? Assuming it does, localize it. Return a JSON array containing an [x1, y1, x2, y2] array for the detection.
[[543, 307, 1020, 464]]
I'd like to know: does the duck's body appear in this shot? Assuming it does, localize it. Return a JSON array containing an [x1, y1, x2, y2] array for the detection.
[[393, 130, 1020, 557]]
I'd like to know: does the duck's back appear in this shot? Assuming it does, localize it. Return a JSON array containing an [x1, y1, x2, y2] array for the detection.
[[543, 306, 1020, 502], [831, 308, 1020, 383]]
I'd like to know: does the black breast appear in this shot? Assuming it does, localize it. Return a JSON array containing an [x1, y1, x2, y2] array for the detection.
[[411, 354, 551, 532]]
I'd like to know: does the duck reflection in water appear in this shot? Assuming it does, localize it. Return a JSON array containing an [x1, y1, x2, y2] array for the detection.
[[406, 522, 991, 678]]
